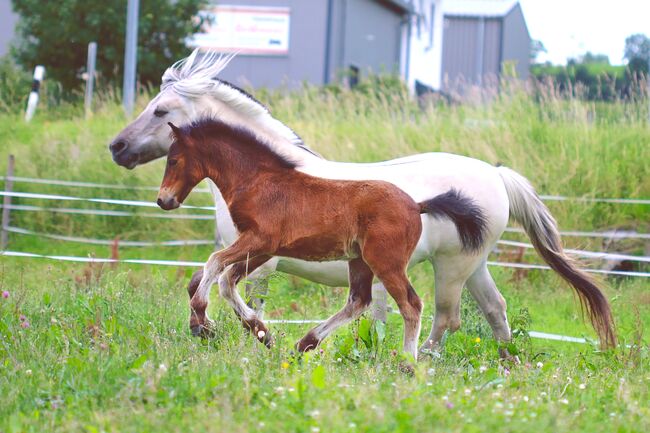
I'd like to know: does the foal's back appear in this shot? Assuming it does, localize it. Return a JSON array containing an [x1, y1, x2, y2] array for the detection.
[[244, 170, 423, 262]]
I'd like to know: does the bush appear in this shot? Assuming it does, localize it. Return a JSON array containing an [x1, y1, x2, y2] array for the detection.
[[0, 56, 31, 113]]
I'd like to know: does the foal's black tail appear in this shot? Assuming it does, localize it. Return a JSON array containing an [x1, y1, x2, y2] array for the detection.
[[418, 188, 488, 253]]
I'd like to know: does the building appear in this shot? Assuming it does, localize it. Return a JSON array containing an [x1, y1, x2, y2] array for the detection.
[[0, 0, 19, 57], [440, 0, 531, 91], [192, 0, 414, 89], [0, 0, 530, 93], [195, 0, 530, 92]]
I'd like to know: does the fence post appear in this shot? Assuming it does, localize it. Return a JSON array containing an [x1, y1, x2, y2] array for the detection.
[[1, 155, 15, 250], [122, 0, 140, 117], [85, 42, 98, 118]]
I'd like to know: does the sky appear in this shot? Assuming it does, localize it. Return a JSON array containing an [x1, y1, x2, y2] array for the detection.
[[518, 0, 650, 65]]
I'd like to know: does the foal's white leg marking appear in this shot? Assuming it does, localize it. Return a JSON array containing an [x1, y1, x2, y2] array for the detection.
[[465, 262, 511, 342], [310, 298, 371, 342], [193, 252, 225, 309], [218, 267, 257, 322]]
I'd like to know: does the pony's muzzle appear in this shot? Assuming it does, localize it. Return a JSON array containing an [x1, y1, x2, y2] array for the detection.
[[157, 195, 180, 210]]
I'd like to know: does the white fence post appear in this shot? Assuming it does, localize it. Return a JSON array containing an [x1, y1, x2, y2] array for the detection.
[[24, 66, 45, 122], [122, 0, 140, 117], [85, 42, 98, 118], [1, 155, 15, 250]]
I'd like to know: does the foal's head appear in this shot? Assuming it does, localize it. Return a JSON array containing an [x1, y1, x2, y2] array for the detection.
[[157, 122, 206, 210]]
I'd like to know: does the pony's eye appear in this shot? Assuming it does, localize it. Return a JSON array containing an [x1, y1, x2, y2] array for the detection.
[[168, 159, 178, 167], [154, 108, 168, 118]]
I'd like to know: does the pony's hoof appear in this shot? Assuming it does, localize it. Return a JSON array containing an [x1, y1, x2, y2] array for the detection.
[[398, 361, 416, 377], [498, 347, 521, 365], [296, 332, 320, 352]]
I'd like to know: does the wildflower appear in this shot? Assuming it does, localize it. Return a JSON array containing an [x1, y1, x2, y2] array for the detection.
[[158, 364, 167, 373], [311, 427, 320, 433], [536, 362, 544, 369], [503, 368, 511, 377], [309, 410, 320, 418], [1, 291, 8, 299], [464, 388, 472, 396], [241, 357, 249, 364], [474, 337, 481, 343], [578, 383, 586, 390], [446, 402, 454, 409], [337, 357, 342, 362], [427, 368, 435, 376], [19, 314, 26, 322], [25, 369, 32, 376], [559, 398, 569, 405], [348, 422, 357, 428], [479, 365, 487, 373], [20, 321, 30, 329], [281, 361, 289, 369]]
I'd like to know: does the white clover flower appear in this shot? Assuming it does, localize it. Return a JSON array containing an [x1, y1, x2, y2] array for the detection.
[[536, 362, 544, 369]]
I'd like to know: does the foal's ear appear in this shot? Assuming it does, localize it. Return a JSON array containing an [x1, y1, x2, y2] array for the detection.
[[167, 122, 182, 138]]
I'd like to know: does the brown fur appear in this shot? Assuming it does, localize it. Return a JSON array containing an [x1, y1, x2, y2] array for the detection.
[[157, 119, 482, 356]]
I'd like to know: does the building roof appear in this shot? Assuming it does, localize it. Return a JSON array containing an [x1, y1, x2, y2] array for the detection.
[[443, 0, 518, 18]]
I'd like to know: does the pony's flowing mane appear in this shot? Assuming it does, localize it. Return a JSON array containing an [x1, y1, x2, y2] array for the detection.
[[161, 50, 319, 159]]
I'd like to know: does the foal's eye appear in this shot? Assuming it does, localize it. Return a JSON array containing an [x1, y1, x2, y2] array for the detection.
[[168, 159, 178, 167], [154, 108, 168, 118]]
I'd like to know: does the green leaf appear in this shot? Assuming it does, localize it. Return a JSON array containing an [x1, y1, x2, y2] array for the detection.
[[311, 365, 326, 389]]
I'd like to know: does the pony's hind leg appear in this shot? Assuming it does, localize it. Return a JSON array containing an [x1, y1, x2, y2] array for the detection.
[[466, 262, 515, 360], [218, 256, 273, 347], [419, 255, 483, 355], [296, 258, 373, 352]]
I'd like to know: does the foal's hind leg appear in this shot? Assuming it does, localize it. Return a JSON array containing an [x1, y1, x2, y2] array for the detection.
[[296, 258, 373, 352], [362, 245, 422, 360]]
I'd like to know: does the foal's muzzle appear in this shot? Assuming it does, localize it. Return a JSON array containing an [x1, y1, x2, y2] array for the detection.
[[157, 196, 180, 210]]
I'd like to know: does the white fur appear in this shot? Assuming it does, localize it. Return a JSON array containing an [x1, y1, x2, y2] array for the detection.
[[115, 51, 567, 355]]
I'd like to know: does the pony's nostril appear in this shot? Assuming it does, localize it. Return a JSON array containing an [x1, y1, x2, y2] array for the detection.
[[157, 198, 164, 207], [110, 140, 128, 154]]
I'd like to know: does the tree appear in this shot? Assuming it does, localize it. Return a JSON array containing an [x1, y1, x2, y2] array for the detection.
[[10, 0, 207, 92], [530, 39, 546, 62], [624, 33, 650, 74]]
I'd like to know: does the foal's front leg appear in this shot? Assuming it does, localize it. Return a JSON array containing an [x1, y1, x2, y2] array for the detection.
[[218, 256, 273, 347], [190, 234, 269, 337]]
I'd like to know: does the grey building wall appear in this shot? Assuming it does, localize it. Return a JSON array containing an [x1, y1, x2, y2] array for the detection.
[[502, 3, 530, 80], [0, 0, 19, 57], [327, 0, 404, 81], [213, 0, 329, 89], [441, 5, 530, 90]]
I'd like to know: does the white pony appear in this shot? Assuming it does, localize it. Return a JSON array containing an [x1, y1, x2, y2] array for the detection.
[[109, 50, 616, 355]]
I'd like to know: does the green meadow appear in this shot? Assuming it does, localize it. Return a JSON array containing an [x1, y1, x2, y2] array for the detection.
[[0, 84, 648, 432]]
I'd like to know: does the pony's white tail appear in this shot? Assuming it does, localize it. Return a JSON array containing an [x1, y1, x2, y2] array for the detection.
[[496, 166, 616, 348]]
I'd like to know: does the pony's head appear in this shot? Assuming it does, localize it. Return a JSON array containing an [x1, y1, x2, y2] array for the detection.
[[110, 50, 307, 169], [157, 122, 205, 210]]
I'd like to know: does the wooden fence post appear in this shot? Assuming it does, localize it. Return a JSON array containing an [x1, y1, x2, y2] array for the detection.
[[1, 155, 15, 250]]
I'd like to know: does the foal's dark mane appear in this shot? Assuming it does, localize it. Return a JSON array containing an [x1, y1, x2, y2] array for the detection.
[[179, 117, 298, 170]]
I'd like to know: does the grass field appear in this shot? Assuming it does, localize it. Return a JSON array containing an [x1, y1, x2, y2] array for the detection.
[[0, 85, 649, 432]]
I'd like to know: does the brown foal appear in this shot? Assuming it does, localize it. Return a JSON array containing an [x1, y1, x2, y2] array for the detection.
[[157, 119, 487, 359]]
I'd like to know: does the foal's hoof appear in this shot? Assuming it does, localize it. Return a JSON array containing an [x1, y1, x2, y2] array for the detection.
[[256, 329, 274, 348], [190, 323, 215, 339], [296, 332, 320, 353]]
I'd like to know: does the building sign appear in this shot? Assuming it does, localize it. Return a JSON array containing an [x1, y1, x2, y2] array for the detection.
[[192, 5, 290, 55]]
